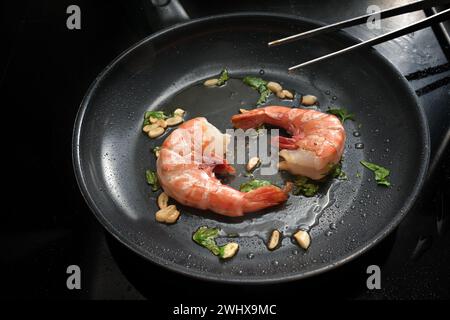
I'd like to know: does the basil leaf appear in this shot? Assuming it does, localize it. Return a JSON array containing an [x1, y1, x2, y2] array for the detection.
[[360, 161, 391, 187], [257, 88, 271, 105], [292, 176, 320, 197], [144, 111, 167, 120], [216, 68, 229, 86], [193, 226, 221, 255], [145, 170, 160, 192], [243, 76, 267, 89], [243, 76, 271, 105], [326, 108, 355, 123], [329, 162, 347, 180], [193, 226, 235, 258], [239, 179, 272, 193]]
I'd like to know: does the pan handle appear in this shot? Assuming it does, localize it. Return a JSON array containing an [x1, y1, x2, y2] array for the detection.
[[145, 0, 190, 30]]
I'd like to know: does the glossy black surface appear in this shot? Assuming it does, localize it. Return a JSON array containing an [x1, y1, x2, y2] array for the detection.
[[2, 0, 449, 299]]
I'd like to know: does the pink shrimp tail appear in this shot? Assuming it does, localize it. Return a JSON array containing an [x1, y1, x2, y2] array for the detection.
[[242, 186, 288, 213]]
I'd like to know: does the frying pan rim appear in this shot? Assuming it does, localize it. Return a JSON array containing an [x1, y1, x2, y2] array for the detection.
[[72, 12, 430, 284]]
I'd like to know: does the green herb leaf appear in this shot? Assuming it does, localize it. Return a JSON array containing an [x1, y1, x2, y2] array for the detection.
[[360, 161, 391, 187], [239, 179, 272, 193], [193, 226, 221, 255], [192, 226, 235, 258], [243, 76, 271, 105], [329, 162, 347, 180], [145, 111, 167, 120], [326, 108, 355, 123], [292, 176, 320, 197], [216, 68, 229, 86], [243, 76, 267, 89], [143, 111, 168, 126], [257, 88, 271, 105], [145, 170, 160, 192]]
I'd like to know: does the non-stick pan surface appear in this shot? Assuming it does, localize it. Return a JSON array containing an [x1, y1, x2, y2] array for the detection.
[[73, 13, 429, 283]]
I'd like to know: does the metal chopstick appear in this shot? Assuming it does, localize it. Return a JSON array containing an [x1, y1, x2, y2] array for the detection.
[[268, 0, 448, 47], [287, 8, 450, 71]]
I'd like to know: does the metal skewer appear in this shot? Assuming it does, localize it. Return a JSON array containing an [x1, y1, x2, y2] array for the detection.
[[267, 0, 450, 71]]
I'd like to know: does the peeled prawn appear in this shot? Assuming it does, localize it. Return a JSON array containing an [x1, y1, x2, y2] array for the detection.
[[156, 117, 288, 217], [231, 106, 346, 180]]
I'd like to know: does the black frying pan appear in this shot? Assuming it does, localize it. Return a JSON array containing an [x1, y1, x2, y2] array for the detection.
[[72, 12, 429, 283]]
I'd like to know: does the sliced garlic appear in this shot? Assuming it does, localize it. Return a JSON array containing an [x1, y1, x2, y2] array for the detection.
[[155, 205, 180, 224], [157, 192, 169, 209], [166, 116, 184, 127], [267, 230, 281, 250], [156, 119, 168, 129], [149, 117, 159, 124], [301, 95, 317, 106], [173, 108, 185, 117], [143, 124, 159, 133], [267, 81, 282, 93], [276, 90, 286, 99], [204, 78, 219, 87], [282, 90, 294, 99], [294, 230, 311, 250], [148, 127, 165, 138], [246, 156, 261, 172], [221, 243, 239, 259]]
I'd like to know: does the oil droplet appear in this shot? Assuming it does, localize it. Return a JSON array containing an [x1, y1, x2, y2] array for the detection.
[[370, 148, 376, 152], [272, 260, 279, 266], [332, 96, 337, 100], [353, 131, 361, 137], [325, 90, 331, 95], [385, 148, 390, 152], [355, 143, 364, 149], [259, 69, 265, 75], [385, 138, 390, 143], [247, 253, 255, 260], [326, 231, 333, 236]]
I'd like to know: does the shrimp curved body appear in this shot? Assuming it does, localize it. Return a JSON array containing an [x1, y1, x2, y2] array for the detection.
[[231, 106, 346, 180], [156, 117, 288, 217]]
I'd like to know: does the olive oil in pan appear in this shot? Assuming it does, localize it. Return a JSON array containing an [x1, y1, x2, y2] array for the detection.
[[219, 180, 340, 240]]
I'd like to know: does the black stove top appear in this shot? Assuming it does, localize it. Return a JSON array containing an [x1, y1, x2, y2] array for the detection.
[[2, 0, 449, 302]]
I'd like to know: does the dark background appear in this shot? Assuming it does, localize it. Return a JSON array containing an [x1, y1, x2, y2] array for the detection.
[[1, 0, 449, 301]]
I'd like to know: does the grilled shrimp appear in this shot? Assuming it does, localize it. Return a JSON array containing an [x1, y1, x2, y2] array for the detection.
[[156, 117, 288, 217], [231, 106, 346, 180]]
